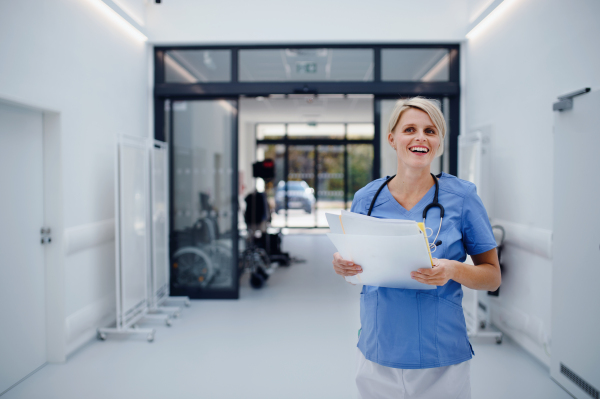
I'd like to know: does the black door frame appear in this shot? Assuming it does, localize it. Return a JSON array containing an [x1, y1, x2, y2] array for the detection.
[[154, 43, 460, 299], [166, 96, 240, 299]]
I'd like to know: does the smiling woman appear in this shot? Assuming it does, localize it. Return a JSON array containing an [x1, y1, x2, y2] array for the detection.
[[388, 97, 446, 157], [331, 97, 501, 398]]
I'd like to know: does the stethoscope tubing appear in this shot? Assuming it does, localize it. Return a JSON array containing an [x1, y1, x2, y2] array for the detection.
[[367, 173, 445, 250]]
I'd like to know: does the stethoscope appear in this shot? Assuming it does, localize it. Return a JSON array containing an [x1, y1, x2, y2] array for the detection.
[[367, 173, 445, 252]]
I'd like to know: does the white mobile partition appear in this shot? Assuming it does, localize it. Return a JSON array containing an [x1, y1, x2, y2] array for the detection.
[[458, 131, 502, 344], [150, 141, 169, 306], [149, 141, 189, 313], [98, 136, 157, 342]]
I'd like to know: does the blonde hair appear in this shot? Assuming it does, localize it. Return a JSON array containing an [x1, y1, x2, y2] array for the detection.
[[387, 97, 447, 157]]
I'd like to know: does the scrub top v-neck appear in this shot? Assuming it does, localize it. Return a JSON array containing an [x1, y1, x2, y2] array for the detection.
[[380, 178, 436, 217], [349, 173, 497, 369]]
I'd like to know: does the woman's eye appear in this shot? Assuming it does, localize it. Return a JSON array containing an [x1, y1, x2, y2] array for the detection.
[[404, 127, 415, 133], [426, 129, 435, 134]]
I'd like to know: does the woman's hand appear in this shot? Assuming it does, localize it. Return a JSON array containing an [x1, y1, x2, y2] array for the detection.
[[332, 252, 362, 276], [411, 258, 456, 286]]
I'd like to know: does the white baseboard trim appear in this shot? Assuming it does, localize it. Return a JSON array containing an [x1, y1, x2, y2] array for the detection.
[[64, 219, 115, 256], [65, 293, 115, 356], [490, 303, 551, 368]]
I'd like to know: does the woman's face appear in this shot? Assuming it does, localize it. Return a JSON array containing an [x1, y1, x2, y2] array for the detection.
[[388, 107, 441, 171]]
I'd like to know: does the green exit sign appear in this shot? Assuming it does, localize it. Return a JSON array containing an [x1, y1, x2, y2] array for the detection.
[[296, 61, 317, 74]]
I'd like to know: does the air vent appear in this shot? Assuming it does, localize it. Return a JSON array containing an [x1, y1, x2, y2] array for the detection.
[[560, 363, 599, 399]]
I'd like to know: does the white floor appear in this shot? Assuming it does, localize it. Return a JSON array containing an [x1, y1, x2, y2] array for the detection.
[[2, 235, 571, 399]]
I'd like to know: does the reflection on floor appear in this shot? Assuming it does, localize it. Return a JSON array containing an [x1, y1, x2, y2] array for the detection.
[[3, 235, 570, 399]]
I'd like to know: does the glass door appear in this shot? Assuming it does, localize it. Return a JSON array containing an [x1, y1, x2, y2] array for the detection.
[[255, 122, 375, 229], [316, 145, 345, 227], [282, 145, 316, 228], [347, 144, 374, 209], [168, 99, 238, 299]]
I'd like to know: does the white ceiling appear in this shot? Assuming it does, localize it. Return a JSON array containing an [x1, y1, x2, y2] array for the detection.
[[146, 0, 470, 44]]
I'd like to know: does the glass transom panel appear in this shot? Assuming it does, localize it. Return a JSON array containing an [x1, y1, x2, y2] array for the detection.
[[165, 50, 231, 83], [381, 49, 449, 81], [239, 48, 374, 82]]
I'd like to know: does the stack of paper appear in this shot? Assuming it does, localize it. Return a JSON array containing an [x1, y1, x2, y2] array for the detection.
[[326, 210, 435, 290]]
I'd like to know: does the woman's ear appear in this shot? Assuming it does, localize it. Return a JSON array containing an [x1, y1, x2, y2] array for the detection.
[[387, 131, 395, 149]]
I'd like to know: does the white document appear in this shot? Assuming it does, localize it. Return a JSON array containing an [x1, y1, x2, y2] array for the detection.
[[328, 233, 435, 290], [339, 210, 421, 236], [325, 213, 344, 234]]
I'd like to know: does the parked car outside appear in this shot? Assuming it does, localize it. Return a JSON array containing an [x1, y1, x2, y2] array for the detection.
[[274, 181, 315, 213]]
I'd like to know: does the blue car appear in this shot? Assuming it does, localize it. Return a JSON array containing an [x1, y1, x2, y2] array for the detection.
[[274, 181, 315, 214]]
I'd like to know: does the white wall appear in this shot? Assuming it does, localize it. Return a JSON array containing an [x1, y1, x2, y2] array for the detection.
[[464, 0, 600, 366], [147, 0, 468, 44], [0, 0, 149, 359]]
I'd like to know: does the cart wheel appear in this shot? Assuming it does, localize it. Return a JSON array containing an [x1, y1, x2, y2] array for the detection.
[[132, 324, 137, 329], [480, 321, 486, 329], [256, 266, 269, 281], [496, 336, 503, 344], [148, 334, 154, 342], [184, 300, 191, 307], [173, 313, 180, 319], [250, 272, 265, 289], [97, 330, 106, 341], [166, 319, 172, 327]]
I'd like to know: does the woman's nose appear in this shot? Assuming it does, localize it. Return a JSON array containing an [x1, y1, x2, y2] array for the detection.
[[415, 130, 427, 140]]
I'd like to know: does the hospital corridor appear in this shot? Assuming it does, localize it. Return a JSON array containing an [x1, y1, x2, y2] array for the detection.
[[0, 235, 572, 399], [1, 0, 599, 398]]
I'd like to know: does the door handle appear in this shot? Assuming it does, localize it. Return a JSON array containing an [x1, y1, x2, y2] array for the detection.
[[40, 227, 52, 245]]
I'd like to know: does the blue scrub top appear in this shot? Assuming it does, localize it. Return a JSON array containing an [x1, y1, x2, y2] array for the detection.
[[351, 173, 497, 369]]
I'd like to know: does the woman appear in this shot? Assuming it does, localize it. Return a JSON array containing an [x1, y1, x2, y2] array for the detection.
[[332, 97, 501, 399]]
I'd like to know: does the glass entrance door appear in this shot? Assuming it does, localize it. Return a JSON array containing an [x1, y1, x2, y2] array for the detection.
[[284, 145, 316, 227], [169, 99, 238, 299], [316, 145, 345, 227], [257, 124, 375, 229]]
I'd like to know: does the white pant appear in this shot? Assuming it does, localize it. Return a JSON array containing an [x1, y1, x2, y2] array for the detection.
[[355, 349, 471, 399]]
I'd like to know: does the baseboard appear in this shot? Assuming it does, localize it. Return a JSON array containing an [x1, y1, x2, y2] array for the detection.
[[65, 293, 115, 357], [491, 308, 551, 369]]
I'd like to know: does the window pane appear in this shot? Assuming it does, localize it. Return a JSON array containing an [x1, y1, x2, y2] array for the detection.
[[381, 49, 449, 81], [284, 146, 316, 227], [165, 50, 231, 83], [239, 48, 374, 82], [317, 145, 345, 227], [256, 124, 285, 140], [288, 123, 345, 140], [347, 144, 374, 209], [347, 123, 374, 140], [171, 100, 236, 295]]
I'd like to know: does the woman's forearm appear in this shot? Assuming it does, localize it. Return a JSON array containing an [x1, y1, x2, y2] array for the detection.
[[451, 261, 501, 291]]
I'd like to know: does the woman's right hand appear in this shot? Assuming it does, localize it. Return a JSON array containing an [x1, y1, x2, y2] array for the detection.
[[332, 252, 363, 276]]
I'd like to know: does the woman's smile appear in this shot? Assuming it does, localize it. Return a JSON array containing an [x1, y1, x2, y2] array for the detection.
[[408, 145, 430, 155]]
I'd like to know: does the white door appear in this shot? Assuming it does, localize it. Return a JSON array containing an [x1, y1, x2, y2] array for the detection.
[[0, 102, 46, 394], [551, 90, 600, 398]]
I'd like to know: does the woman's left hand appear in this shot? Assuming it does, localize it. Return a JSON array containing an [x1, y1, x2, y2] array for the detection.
[[411, 258, 456, 286]]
